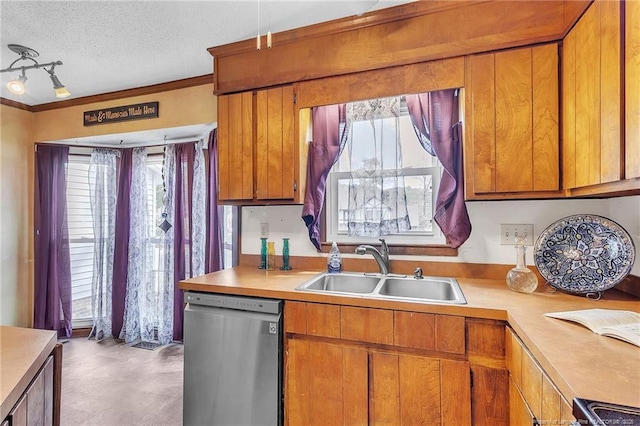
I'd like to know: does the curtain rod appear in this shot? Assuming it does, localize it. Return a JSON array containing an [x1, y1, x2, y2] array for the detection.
[[39, 124, 216, 149], [38, 134, 212, 150]]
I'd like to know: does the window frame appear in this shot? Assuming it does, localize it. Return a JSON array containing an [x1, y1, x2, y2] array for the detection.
[[325, 166, 444, 246]]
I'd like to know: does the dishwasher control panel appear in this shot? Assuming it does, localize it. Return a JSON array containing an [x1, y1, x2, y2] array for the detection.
[[185, 292, 281, 314]]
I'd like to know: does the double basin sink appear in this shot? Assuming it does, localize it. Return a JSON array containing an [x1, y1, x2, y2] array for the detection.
[[295, 272, 467, 305]]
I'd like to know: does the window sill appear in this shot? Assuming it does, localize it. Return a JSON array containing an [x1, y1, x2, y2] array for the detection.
[[319, 242, 457, 257]]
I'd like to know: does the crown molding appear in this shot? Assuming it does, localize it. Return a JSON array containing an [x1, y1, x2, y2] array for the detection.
[[0, 97, 33, 111], [1, 74, 214, 113]]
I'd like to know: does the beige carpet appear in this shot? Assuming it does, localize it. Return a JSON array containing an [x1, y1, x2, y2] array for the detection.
[[60, 337, 183, 426]]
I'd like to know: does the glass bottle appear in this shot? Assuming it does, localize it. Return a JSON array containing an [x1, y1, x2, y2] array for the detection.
[[280, 238, 292, 270], [267, 241, 276, 271], [259, 238, 268, 269], [506, 236, 538, 293]]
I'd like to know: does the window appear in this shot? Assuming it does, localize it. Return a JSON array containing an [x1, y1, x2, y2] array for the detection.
[[66, 151, 238, 329], [325, 98, 444, 245], [66, 155, 94, 327]]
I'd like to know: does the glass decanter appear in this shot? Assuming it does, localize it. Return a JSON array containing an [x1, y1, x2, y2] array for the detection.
[[506, 236, 539, 294]]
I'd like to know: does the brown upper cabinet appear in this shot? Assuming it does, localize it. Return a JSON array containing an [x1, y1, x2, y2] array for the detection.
[[255, 86, 296, 200], [211, 0, 638, 201], [626, 0, 640, 181], [217, 85, 304, 204], [562, 0, 640, 196], [217, 91, 254, 201], [464, 44, 561, 200]]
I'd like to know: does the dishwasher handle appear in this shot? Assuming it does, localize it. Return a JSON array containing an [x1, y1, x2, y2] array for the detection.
[[185, 292, 281, 314]]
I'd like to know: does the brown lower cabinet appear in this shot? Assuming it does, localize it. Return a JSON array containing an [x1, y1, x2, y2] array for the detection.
[[284, 301, 508, 426], [286, 338, 471, 425], [505, 327, 575, 425], [2, 342, 61, 426], [5, 355, 54, 426]]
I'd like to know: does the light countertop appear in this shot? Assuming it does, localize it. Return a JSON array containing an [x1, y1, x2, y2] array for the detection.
[[180, 265, 640, 409], [0, 326, 57, 420]]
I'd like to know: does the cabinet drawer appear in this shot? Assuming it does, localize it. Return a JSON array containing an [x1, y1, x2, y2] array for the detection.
[[307, 303, 341, 338], [394, 311, 436, 350], [284, 301, 340, 338], [284, 301, 306, 334], [393, 311, 465, 354], [521, 345, 543, 420], [340, 306, 393, 345], [435, 315, 465, 354]]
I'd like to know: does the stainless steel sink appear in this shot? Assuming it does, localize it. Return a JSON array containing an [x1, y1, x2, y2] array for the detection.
[[295, 272, 467, 304], [377, 277, 466, 303], [297, 272, 381, 294]]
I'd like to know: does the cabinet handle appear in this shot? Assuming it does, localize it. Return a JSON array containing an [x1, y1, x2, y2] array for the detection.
[[293, 180, 297, 192]]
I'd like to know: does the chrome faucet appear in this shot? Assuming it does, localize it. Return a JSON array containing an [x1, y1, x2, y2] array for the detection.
[[355, 238, 390, 275]]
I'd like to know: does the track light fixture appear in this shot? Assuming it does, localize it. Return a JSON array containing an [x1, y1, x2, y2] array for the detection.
[[0, 44, 71, 99]]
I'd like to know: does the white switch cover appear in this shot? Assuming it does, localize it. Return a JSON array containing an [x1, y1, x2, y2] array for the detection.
[[260, 223, 269, 238], [500, 224, 534, 245]]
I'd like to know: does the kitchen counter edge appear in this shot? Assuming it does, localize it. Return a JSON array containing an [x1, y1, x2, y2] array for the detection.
[[180, 266, 640, 408]]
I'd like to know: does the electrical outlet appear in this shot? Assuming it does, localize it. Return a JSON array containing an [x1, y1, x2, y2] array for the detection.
[[260, 223, 269, 238], [500, 224, 534, 245]]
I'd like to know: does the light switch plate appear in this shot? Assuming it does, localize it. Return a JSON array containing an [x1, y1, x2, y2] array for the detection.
[[500, 224, 534, 245]]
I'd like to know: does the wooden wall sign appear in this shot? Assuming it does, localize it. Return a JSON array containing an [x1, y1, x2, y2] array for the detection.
[[83, 102, 159, 126]]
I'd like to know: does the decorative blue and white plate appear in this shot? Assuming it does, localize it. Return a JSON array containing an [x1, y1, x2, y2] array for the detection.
[[533, 214, 635, 295]]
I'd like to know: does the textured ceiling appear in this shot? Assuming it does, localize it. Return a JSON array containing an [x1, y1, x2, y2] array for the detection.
[[0, 0, 414, 107]]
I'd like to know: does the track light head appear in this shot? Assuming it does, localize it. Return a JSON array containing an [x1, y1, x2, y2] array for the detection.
[[48, 69, 71, 99], [7, 72, 27, 95]]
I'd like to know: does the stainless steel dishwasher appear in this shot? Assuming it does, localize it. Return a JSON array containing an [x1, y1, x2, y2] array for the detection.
[[183, 292, 283, 426]]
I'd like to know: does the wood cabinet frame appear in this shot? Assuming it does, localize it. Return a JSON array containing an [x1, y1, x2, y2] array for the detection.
[[208, 1, 585, 95]]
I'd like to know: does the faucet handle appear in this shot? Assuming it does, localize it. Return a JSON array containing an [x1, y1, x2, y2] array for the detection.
[[414, 267, 424, 279], [378, 238, 388, 254]]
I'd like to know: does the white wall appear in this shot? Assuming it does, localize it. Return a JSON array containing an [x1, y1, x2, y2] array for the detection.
[[241, 196, 640, 276]]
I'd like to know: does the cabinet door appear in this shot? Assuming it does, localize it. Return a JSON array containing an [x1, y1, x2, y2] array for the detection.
[[563, 0, 623, 188], [370, 352, 471, 425], [255, 85, 296, 200], [509, 376, 536, 425], [627, 0, 640, 179], [8, 394, 27, 426], [8, 356, 54, 426], [285, 338, 368, 426], [465, 43, 559, 198], [217, 91, 254, 201]]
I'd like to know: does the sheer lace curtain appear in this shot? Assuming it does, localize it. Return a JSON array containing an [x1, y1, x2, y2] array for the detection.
[[116, 141, 207, 345], [88, 149, 119, 340], [120, 147, 156, 343], [159, 144, 176, 344], [191, 140, 206, 278], [345, 96, 410, 237]]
